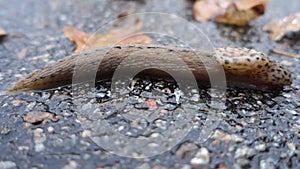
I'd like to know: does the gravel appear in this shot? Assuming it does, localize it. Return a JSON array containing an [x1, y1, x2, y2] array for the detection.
[[0, 0, 299, 168]]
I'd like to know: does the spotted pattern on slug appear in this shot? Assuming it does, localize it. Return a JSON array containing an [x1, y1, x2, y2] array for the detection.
[[214, 47, 292, 86]]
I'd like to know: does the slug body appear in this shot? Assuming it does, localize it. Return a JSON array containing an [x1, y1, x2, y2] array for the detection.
[[8, 44, 292, 92]]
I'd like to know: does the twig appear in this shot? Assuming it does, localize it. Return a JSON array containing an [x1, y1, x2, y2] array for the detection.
[[270, 49, 300, 59]]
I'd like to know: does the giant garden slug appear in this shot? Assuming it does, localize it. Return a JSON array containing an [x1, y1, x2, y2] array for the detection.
[[7, 44, 292, 92]]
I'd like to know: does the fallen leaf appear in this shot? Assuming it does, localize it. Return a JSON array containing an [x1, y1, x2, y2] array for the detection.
[[263, 13, 300, 41], [193, 0, 268, 26], [0, 28, 7, 36], [193, 0, 231, 22], [215, 0, 268, 26], [64, 26, 90, 54], [64, 20, 152, 53], [23, 111, 59, 124]]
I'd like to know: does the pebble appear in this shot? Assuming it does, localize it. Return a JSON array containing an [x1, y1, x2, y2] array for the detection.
[[25, 102, 36, 111], [62, 160, 77, 169], [47, 126, 54, 133], [190, 147, 210, 165], [0, 161, 16, 169], [212, 129, 244, 142], [286, 142, 296, 151], [234, 147, 255, 159], [254, 144, 266, 152], [280, 60, 293, 66], [259, 158, 275, 169], [136, 163, 150, 169], [33, 128, 46, 152], [154, 119, 167, 130], [0, 125, 10, 135], [176, 142, 198, 159], [152, 165, 167, 169]]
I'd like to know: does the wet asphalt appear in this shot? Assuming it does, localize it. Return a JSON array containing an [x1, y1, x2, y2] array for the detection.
[[0, 0, 299, 169]]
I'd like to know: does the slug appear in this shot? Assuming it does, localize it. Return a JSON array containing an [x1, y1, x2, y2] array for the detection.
[[7, 44, 292, 92]]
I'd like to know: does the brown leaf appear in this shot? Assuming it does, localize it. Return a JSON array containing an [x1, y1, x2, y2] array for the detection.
[[23, 111, 59, 124], [193, 0, 231, 22], [64, 20, 152, 54], [64, 26, 91, 54], [0, 28, 7, 36], [193, 0, 268, 26], [263, 13, 300, 41], [215, 0, 268, 26], [234, 0, 268, 11]]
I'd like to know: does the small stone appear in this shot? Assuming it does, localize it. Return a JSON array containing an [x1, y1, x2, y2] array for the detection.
[[26, 102, 36, 111], [152, 165, 167, 169], [176, 142, 198, 159], [259, 158, 275, 169], [280, 60, 293, 66], [18, 146, 29, 151], [254, 144, 266, 151], [82, 130, 92, 137], [11, 99, 24, 106], [190, 147, 210, 165], [234, 147, 255, 158], [286, 142, 296, 151], [181, 164, 191, 169], [83, 154, 90, 160], [62, 161, 77, 169], [0, 125, 10, 135], [154, 119, 167, 130], [212, 130, 244, 142], [136, 163, 150, 169], [0, 161, 16, 169], [34, 128, 46, 152], [47, 126, 54, 133]]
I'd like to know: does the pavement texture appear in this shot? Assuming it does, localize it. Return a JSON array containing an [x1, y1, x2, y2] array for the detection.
[[0, 0, 299, 169]]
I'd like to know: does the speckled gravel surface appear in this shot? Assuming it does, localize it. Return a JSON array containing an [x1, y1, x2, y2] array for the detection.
[[0, 0, 299, 169]]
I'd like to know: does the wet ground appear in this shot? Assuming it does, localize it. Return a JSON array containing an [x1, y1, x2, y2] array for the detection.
[[0, 0, 299, 169]]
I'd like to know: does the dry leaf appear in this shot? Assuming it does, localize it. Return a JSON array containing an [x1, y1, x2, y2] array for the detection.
[[64, 20, 152, 53], [193, 0, 268, 26], [64, 26, 90, 53], [263, 13, 300, 41], [193, 0, 231, 22], [215, 0, 268, 26], [23, 111, 59, 124], [0, 28, 7, 36]]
